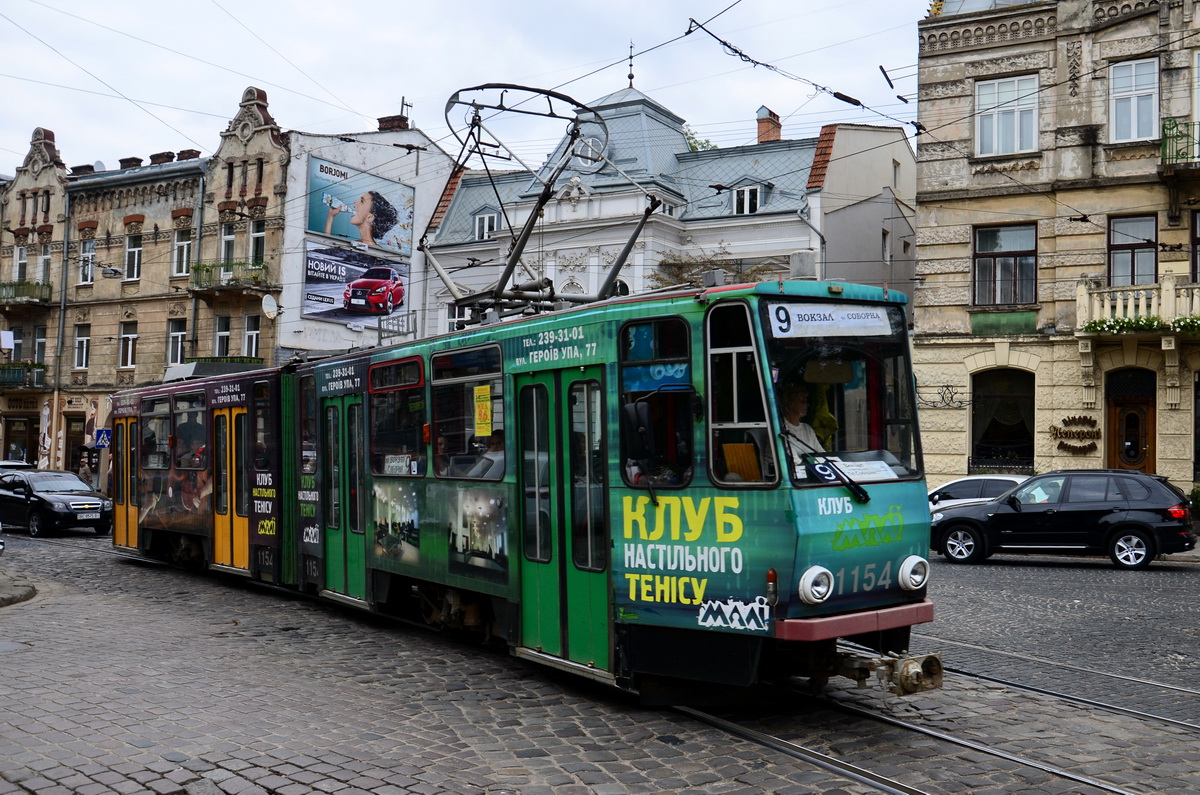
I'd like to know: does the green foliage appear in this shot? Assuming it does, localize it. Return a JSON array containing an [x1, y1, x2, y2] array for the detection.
[[683, 124, 716, 152], [1081, 315, 1166, 334], [1171, 316, 1200, 336]]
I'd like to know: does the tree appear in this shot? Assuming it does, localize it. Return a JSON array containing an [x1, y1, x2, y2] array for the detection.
[[647, 243, 779, 290], [683, 124, 717, 152]]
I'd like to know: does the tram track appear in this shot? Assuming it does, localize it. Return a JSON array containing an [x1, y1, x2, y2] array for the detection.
[[909, 633, 1200, 733], [687, 688, 1147, 795]]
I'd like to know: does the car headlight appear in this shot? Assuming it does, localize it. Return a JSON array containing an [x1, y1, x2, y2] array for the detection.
[[102, 500, 113, 510], [931, 512, 944, 523], [798, 566, 835, 604], [898, 555, 930, 590]]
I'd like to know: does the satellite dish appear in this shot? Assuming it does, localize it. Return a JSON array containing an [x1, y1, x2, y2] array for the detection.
[[262, 294, 281, 319], [93, 161, 105, 172]]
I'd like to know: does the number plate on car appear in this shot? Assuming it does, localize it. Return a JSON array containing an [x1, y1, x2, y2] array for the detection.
[[351, 299, 366, 305], [77, 512, 100, 520]]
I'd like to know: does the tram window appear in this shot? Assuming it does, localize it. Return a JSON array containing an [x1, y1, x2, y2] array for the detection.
[[174, 393, 207, 470], [369, 359, 426, 477], [570, 381, 606, 571], [251, 381, 271, 470], [520, 385, 551, 563], [619, 318, 694, 488], [431, 346, 505, 480], [140, 397, 171, 469], [299, 375, 318, 474], [707, 304, 774, 486]]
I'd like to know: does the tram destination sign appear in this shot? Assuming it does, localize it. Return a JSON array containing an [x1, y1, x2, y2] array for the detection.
[[767, 303, 892, 338]]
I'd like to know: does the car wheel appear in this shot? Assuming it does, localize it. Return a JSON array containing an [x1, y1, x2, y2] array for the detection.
[[95, 522, 112, 537], [940, 526, 985, 563], [27, 511, 45, 538], [385, 293, 395, 314], [1109, 529, 1155, 569]]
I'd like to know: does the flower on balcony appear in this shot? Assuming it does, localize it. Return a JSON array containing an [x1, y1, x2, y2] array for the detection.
[[1170, 316, 1200, 336], [1081, 315, 1167, 334]]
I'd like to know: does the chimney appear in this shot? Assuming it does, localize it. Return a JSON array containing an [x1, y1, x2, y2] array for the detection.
[[756, 106, 781, 143], [378, 114, 410, 132], [70, 164, 95, 176], [177, 149, 201, 161], [149, 151, 175, 165], [118, 157, 143, 169]]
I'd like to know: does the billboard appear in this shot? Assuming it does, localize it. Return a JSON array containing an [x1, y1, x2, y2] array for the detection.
[[306, 157, 415, 257], [304, 242, 410, 330]]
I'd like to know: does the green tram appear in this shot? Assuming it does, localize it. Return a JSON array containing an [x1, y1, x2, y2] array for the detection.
[[112, 280, 941, 695]]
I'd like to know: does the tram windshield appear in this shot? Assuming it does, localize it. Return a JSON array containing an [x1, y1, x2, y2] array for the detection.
[[761, 301, 921, 485]]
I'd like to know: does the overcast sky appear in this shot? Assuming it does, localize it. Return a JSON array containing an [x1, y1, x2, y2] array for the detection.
[[1, 0, 926, 175]]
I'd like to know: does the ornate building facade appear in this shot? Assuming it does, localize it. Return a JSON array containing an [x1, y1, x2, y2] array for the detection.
[[916, 0, 1200, 487]]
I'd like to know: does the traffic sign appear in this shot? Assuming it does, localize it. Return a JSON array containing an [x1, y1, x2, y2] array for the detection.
[[94, 429, 112, 448]]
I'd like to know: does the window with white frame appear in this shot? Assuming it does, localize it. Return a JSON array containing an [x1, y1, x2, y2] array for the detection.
[[173, 229, 191, 277], [250, 219, 266, 264], [976, 75, 1038, 156], [215, 315, 231, 357], [73, 324, 90, 369], [221, 223, 236, 273], [244, 315, 260, 358], [1109, 216, 1157, 285], [474, 213, 497, 241], [168, 319, 187, 365], [1110, 59, 1159, 143], [11, 328, 23, 362], [119, 322, 138, 369], [34, 326, 45, 366], [38, 244, 52, 282], [125, 234, 142, 280], [79, 239, 95, 284], [974, 225, 1037, 305], [14, 246, 27, 282], [446, 302, 469, 334], [734, 186, 760, 215]]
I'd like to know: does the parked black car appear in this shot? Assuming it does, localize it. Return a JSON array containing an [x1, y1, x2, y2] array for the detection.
[[0, 470, 113, 537], [931, 469, 1195, 569]]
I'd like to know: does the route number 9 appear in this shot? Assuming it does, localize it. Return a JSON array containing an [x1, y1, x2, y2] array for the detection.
[[773, 305, 792, 336]]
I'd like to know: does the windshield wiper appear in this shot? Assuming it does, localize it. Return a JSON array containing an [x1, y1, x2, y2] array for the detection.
[[781, 429, 871, 504]]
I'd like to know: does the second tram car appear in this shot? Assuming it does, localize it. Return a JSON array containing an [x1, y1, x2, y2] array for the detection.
[[112, 280, 942, 695]]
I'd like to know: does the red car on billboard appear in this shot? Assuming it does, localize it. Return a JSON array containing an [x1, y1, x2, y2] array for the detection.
[[343, 267, 405, 314]]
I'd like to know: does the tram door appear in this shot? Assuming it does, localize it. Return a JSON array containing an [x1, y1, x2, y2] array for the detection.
[[517, 367, 610, 670], [212, 408, 250, 570], [322, 396, 366, 599], [112, 417, 138, 548]]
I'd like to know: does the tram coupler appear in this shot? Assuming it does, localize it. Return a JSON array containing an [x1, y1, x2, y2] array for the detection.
[[837, 651, 943, 695]]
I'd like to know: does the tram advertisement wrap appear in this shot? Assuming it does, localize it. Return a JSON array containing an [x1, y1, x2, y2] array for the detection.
[[613, 485, 928, 633]]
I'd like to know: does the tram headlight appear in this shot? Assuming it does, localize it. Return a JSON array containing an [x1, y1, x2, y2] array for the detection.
[[898, 555, 930, 590], [797, 566, 835, 605]]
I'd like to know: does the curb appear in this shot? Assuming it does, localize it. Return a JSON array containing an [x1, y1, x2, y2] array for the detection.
[[0, 572, 36, 607]]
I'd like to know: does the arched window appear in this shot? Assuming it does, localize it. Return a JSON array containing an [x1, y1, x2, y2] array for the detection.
[[970, 369, 1034, 474]]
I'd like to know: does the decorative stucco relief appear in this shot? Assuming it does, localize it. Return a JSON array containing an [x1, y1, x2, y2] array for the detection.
[[919, 13, 1057, 53]]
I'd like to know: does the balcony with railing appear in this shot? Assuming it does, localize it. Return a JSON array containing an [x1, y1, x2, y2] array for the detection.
[[0, 280, 53, 308], [189, 261, 272, 293], [0, 363, 46, 389], [1076, 273, 1200, 334]]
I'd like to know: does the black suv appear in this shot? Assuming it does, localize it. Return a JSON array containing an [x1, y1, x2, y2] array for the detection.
[[931, 469, 1195, 569]]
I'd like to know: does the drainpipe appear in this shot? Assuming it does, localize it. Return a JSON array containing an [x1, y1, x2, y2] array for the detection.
[[190, 175, 205, 363], [796, 207, 827, 282], [50, 190, 71, 470]]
